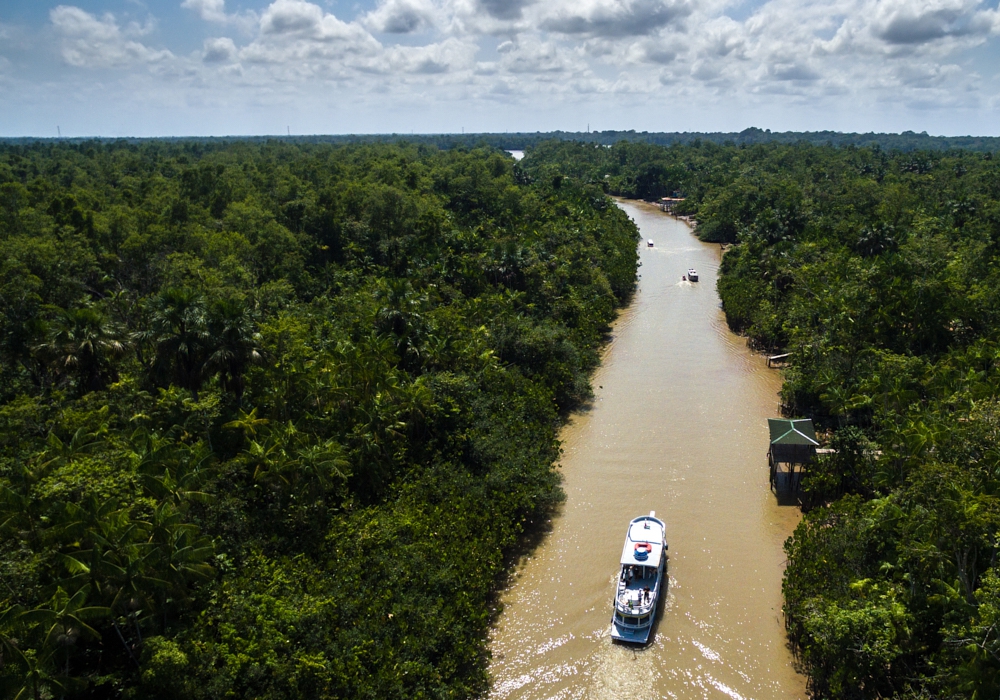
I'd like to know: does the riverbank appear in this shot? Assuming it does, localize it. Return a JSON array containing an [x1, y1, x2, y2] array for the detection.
[[487, 200, 806, 699]]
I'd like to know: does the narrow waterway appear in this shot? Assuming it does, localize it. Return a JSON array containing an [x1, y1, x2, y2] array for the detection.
[[487, 201, 806, 700]]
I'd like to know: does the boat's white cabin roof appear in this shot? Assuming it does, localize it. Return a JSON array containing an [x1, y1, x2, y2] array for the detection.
[[619, 516, 665, 567]]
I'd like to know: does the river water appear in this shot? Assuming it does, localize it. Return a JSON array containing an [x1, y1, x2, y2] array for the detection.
[[487, 201, 806, 700]]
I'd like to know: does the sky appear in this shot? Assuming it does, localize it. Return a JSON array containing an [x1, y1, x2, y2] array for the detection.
[[1, 0, 1000, 137]]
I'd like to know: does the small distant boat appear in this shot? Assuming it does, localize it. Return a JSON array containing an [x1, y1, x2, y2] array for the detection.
[[610, 512, 667, 644], [687, 268, 699, 282], [647, 239, 654, 247]]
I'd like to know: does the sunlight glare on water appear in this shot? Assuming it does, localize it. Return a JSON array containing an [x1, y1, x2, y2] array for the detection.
[[487, 201, 806, 700]]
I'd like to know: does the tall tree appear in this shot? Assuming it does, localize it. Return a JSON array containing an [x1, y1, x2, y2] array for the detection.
[[34, 305, 126, 393]]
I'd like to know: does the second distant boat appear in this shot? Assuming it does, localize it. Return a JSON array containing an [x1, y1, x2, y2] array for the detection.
[[687, 268, 699, 282]]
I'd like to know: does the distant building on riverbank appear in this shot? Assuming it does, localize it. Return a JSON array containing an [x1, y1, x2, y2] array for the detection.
[[659, 197, 685, 212], [767, 418, 818, 490]]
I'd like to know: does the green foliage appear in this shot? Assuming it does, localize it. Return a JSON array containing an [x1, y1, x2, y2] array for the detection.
[[0, 140, 638, 698], [136, 636, 192, 699]]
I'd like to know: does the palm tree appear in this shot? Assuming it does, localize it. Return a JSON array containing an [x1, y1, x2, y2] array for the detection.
[[373, 278, 428, 371], [139, 288, 210, 398], [133, 434, 215, 512], [223, 407, 269, 439], [145, 501, 215, 598], [246, 422, 350, 509], [0, 636, 66, 700], [57, 500, 158, 660], [1, 429, 101, 542], [34, 304, 126, 393], [204, 296, 262, 402], [1, 588, 109, 700], [28, 588, 109, 675]]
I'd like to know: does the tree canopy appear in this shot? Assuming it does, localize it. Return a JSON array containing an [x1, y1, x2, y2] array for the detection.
[[0, 139, 639, 699]]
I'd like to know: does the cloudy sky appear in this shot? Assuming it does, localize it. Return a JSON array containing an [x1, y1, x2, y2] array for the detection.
[[1, 0, 999, 136]]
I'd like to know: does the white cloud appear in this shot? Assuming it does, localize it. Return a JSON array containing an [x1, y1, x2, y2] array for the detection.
[[768, 61, 821, 82], [203, 36, 238, 62], [182, 0, 227, 23], [356, 37, 478, 74], [478, 0, 535, 21], [240, 0, 381, 67], [364, 0, 439, 33], [259, 0, 351, 38], [50, 5, 172, 68], [704, 18, 747, 57], [892, 60, 966, 88], [804, 0, 1000, 58], [537, 0, 692, 37], [496, 37, 580, 74], [15, 0, 998, 135], [871, 0, 995, 44], [182, 0, 259, 33]]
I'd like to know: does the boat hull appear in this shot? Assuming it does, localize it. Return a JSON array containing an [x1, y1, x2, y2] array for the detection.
[[610, 619, 654, 644]]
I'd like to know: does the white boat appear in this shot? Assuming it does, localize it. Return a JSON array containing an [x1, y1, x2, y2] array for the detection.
[[687, 268, 699, 282], [647, 239, 654, 247], [610, 512, 667, 644]]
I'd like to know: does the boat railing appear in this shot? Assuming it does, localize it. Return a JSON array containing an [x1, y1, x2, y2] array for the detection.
[[614, 615, 652, 630], [617, 601, 654, 616], [616, 580, 659, 615]]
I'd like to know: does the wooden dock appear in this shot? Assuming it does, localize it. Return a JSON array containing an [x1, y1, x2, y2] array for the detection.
[[766, 353, 791, 368]]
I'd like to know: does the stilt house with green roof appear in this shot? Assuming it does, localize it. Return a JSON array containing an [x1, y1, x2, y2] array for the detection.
[[767, 418, 819, 490]]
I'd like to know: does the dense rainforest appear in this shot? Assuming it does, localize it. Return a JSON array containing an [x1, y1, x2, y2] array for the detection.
[[527, 138, 1000, 698], [8, 133, 1000, 700], [0, 140, 639, 699], [8, 127, 1000, 156]]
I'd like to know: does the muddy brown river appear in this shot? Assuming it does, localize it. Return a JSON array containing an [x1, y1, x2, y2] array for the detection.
[[487, 201, 807, 700]]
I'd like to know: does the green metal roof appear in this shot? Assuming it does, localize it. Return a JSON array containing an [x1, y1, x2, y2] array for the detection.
[[768, 418, 819, 446]]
